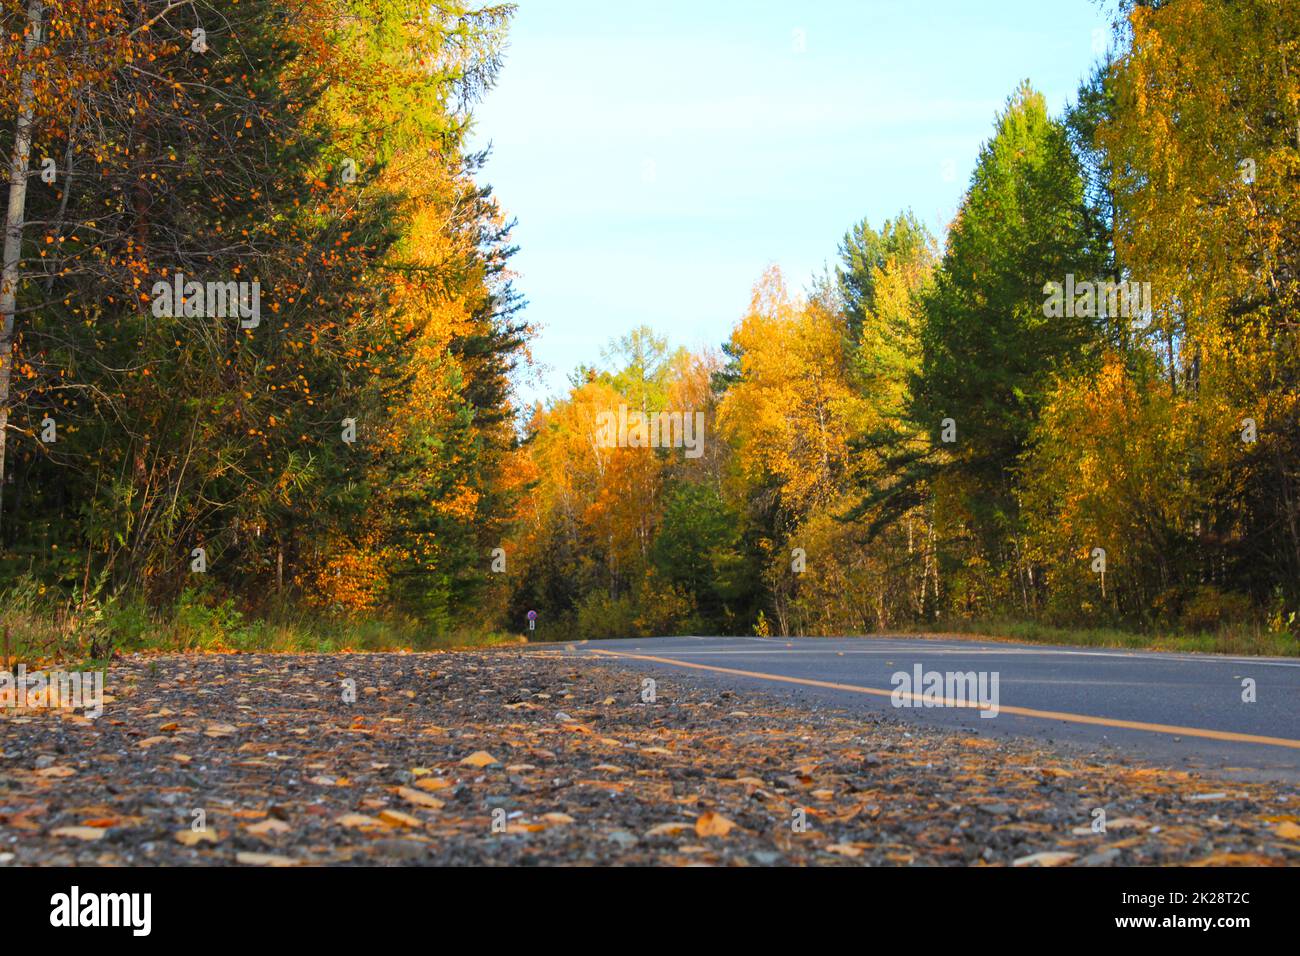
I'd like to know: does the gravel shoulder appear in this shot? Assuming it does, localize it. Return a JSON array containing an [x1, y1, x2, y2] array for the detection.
[[1, 649, 1298, 866]]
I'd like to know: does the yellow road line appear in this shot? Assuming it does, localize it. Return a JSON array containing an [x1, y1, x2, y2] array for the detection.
[[587, 649, 1300, 751]]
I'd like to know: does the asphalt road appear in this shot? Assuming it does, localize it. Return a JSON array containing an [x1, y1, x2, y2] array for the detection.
[[557, 635, 1300, 782]]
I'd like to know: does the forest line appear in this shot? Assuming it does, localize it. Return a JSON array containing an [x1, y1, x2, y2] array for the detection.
[[1, 0, 527, 653], [1, 0, 1297, 656], [504, 0, 1300, 648]]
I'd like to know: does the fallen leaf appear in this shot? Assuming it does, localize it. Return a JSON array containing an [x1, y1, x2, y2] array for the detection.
[[174, 829, 219, 846], [396, 787, 445, 810], [1072, 816, 1147, 836], [1013, 852, 1077, 867], [825, 843, 863, 858], [695, 811, 736, 838], [235, 851, 298, 867], [459, 751, 499, 769], [1273, 821, 1300, 841], [379, 809, 423, 829], [507, 822, 546, 833], [645, 822, 693, 838], [246, 819, 291, 838], [1188, 852, 1281, 867], [335, 813, 384, 829], [50, 826, 105, 841]]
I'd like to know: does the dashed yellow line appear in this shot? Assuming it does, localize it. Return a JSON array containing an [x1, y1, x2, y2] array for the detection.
[[587, 649, 1300, 751]]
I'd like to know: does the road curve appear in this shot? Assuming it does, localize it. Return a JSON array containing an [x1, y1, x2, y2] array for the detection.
[[552, 635, 1300, 782]]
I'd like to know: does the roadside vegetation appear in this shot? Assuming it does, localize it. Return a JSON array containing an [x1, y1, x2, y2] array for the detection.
[[0, 2, 524, 663], [1, 577, 520, 667]]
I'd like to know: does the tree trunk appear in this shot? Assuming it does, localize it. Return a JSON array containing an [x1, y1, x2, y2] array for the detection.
[[0, 0, 45, 538]]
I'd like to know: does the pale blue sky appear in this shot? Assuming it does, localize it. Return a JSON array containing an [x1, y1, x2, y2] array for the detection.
[[468, 0, 1118, 406]]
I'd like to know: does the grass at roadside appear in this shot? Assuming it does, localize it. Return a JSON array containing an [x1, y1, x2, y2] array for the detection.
[[903, 618, 1299, 657], [0, 582, 523, 667]]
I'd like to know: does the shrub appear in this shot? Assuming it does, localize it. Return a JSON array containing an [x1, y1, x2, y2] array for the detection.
[[1179, 585, 1254, 633]]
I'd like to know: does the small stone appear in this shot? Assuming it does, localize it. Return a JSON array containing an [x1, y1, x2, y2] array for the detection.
[[1080, 848, 1122, 867]]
